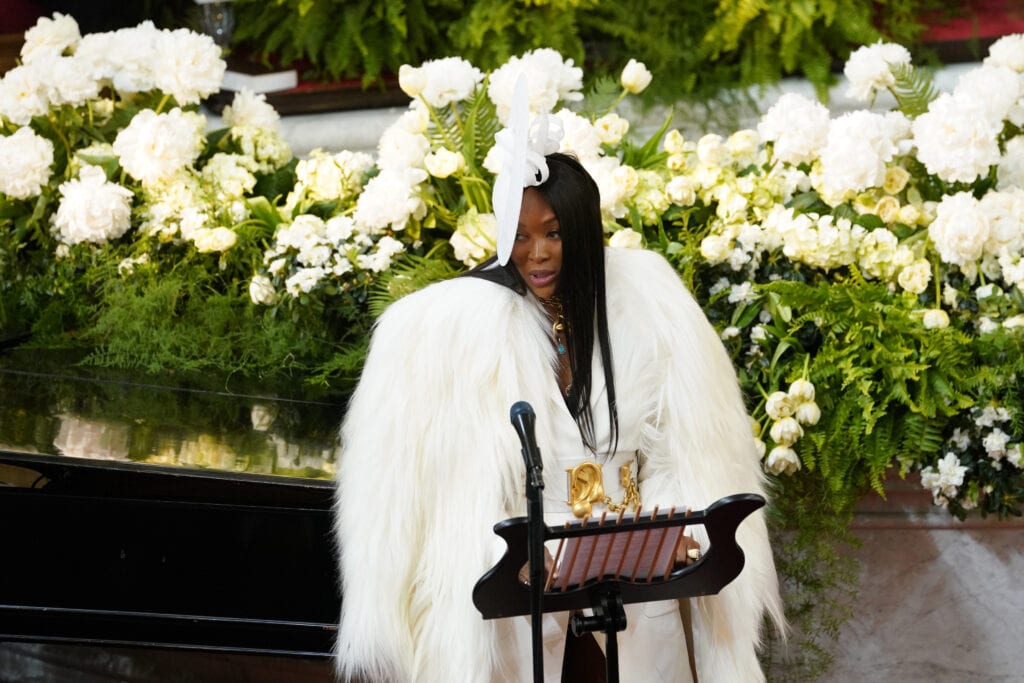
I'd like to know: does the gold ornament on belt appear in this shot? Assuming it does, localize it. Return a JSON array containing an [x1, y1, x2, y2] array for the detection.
[[566, 461, 642, 518]]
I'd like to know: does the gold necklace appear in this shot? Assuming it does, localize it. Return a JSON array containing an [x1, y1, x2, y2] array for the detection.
[[538, 295, 567, 355]]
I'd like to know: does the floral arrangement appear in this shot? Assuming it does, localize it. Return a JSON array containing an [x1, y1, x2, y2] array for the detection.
[[4, 14, 1024, 676]]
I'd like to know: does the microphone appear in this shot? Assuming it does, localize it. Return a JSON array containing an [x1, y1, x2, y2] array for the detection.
[[510, 401, 543, 489]]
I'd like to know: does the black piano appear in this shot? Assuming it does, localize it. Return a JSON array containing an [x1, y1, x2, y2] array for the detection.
[[0, 351, 342, 674]]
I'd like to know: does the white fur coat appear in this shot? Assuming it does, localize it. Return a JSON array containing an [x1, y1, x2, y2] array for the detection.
[[335, 247, 784, 682]]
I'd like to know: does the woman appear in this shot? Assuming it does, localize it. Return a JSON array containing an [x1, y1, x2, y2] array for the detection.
[[335, 147, 783, 681]]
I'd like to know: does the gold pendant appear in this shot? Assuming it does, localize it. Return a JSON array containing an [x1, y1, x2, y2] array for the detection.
[[566, 462, 605, 518]]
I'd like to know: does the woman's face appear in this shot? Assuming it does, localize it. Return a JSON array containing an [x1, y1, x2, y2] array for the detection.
[[512, 188, 562, 299]]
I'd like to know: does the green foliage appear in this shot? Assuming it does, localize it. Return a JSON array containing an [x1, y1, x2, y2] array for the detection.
[[889, 62, 941, 117], [228, 0, 939, 104]]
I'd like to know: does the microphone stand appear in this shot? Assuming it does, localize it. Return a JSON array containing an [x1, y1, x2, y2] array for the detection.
[[510, 401, 545, 683]]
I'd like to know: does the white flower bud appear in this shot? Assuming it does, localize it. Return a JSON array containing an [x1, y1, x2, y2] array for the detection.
[[787, 379, 816, 402], [795, 401, 821, 426], [766, 391, 794, 420], [594, 113, 629, 145], [754, 438, 767, 458], [620, 59, 653, 94], [922, 308, 950, 329], [770, 417, 804, 446], [398, 64, 427, 97], [424, 148, 466, 179], [765, 446, 802, 475], [249, 275, 276, 305]]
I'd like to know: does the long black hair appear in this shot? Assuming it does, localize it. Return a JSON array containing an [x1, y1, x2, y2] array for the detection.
[[465, 153, 619, 454], [538, 153, 618, 454]]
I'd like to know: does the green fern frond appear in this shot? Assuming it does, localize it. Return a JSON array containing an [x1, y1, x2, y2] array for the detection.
[[367, 253, 462, 316], [890, 62, 940, 118]]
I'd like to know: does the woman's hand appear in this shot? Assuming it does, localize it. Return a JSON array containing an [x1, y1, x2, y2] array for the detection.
[[675, 535, 702, 566]]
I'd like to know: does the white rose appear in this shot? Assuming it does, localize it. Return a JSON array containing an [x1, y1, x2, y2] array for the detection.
[[398, 64, 427, 97], [620, 59, 653, 94], [0, 127, 54, 199], [922, 309, 950, 329], [113, 108, 204, 185], [765, 446, 802, 475], [609, 228, 643, 249], [897, 259, 932, 294], [700, 233, 732, 263], [249, 275, 276, 305], [424, 148, 466, 179], [770, 417, 804, 446], [766, 391, 794, 420], [52, 165, 134, 245]]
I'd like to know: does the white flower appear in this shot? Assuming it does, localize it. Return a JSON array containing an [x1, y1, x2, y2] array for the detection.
[[398, 64, 427, 97], [1004, 314, 1024, 329], [489, 49, 583, 123], [897, 259, 932, 295], [665, 175, 697, 206], [117, 254, 149, 277], [555, 109, 603, 161], [721, 326, 741, 340], [920, 452, 967, 504], [424, 148, 466, 179], [978, 316, 999, 334], [113, 108, 205, 185], [0, 127, 54, 199], [788, 379, 816, 402], [52, 165, 133, 245], [843, 41, 913, 101], [1008, 444, 1023, 468], [922, 309, 950, 329], [415, 57, 484, 109], [976, 405, 1011, 427], [985, 34, 1024, 72], [979, 189, 1024, 256], [353, 167, 428, 233], [620, 59, 653, 94], [912, 93, 1001, 183], [953, 65, 1023, 127], [766, 391, 794, 420], [376, 123, 430, 171], [222, 90, 281, 132], [758, 93, 831, 166], [21, 12, 80, 63], [816, 111, 905, 202], [984, 428, 1011, 460], [285, 267, 327, 295], [795, 401, 821, 426], [750, 325, 768, 342], [727, 281, 757, 304], [770, 417, 804, 446], [0, 64, 50, 125], [151, 27, 226, 106], [450, 209, 497, 267], [754, 438, 767, 459], [191, 227, 237, 253], [249, 275, 276, 305], [593, 113, 629, 145], [929, 192, 990, 266], [609, 228, 643, 249], [765, 446, 802, 475]]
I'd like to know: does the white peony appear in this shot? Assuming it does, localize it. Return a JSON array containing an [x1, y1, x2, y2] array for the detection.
[[985, 34, 1024, 72], [415, 57, 484, 109], [222, 90, 281, 132], [52, 165, 133, 244], [555, 109, 603, 161], [44, 54, 101, 107], [353, 167, 428, 233], [997, 136, 1024, 190], [620, 59, 653, 94], [953, 65, 1023, 127], [757, 93, 830, 166], [912, 93, 1001, 183], [113, 108, 205, 185], [928, 192, 989, 266], [0, 64, 50, 125], [608, 228, 643, 249], [0, 126, 54, 199], [816, 111, 905, 202], [376, 123, 430, 171], [151, 27, 226, 106], [488, 49, 583, 123], [21, 12, 80, 63], [843, 41, 913, 101], [978, 189, 1024, 257]]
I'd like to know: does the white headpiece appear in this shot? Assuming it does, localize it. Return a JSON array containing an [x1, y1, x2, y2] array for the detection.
[[491, 75, 563, 266]]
